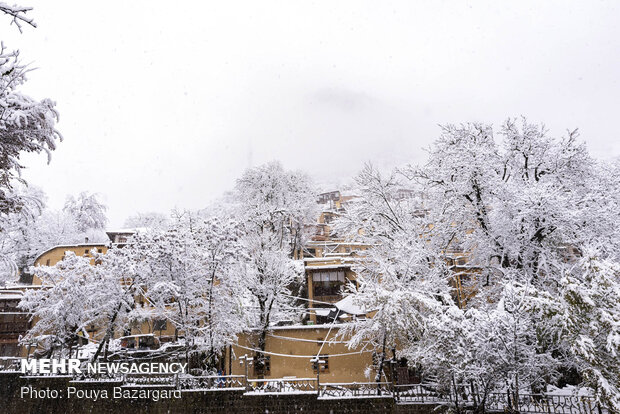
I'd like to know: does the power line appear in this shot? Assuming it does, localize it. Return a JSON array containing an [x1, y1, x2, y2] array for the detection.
[[281, 293, 341, 306], [267, 333, 349, 344], [234, 343, 370, 359]]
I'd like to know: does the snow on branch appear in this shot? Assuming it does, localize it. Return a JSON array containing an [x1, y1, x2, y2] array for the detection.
[[0, 2, 36, 32]]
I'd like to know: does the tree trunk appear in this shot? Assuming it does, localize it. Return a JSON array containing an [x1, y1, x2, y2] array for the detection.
[[452, 374, 462, 414], [375, 332, 387, 395], [92, 302, 123, 362], [255, 293, 273, 379], [256, 325, 268, 379]]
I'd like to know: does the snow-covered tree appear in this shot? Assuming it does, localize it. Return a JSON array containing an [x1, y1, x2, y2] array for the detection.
[[233, 161, 316, 376], [20, 246, 146, 361], [541, 248, 620, 412], [130, 227, 204, 355], [123, 211, 169, 229], [63, 192, 108, 232], [0, 187, 109, 284], [331, 120, 619, 410], [0, 3, 35, 31], [189, 216, 248, 367], [0, 183, 45, 282], [406, 118, 620, 409], [1, 4, 64, 279], [1, 6, 60, 217], [468, 281, 558, 409], [125, 215, 247, 370], [19, 252, 101, 357], [17, 204, 249, 367], [409, 119, 603, 286], [87, 245, 149, 361], [334, 164, 456, 384]]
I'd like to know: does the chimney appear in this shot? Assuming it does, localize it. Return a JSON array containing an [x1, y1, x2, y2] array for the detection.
[[85, 237, 89, 243]]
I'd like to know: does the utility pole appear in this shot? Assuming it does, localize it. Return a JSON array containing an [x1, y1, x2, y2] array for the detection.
[[310, 357, 326, 396]]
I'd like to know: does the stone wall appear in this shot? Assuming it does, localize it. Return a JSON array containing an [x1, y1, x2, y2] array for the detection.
[[0, 373, 447, 414]]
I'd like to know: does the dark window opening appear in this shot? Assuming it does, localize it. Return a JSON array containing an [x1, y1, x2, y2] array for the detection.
[[304, 248, 317, 258], [153, 319, 167, 331], [313, 355, 329, 372], [255, 355, 270, 376], [313, 271, 345, 297]]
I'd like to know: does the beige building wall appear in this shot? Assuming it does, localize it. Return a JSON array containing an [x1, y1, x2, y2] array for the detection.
[[227, 326, 375, 383], [32, 244, 109, 285]]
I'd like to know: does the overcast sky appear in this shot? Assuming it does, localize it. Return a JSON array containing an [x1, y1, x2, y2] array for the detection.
[[5, 1, 620, 227]]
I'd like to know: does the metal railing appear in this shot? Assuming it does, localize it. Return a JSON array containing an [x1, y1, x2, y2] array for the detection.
[[246, 377, 317, 393], [123, 372, 177, 387], [319, 382, 392, 398], [394, 383, 451, 403], [71, 370, 124, 382], [0, 357, 21, 372], [485, 392, 602, 414], [178, 374, 245, 390]]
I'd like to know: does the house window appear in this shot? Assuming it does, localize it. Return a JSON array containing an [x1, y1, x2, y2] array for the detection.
[[304, 248, 317, 258], [45, 259, 50, 266], [153, 319, 167, 331], [255, 355, 270, 376], [313, 271, 345, 296], [98, 249, 103, 253], [313, 355, 329, 372], [0, 343, 19, 357]]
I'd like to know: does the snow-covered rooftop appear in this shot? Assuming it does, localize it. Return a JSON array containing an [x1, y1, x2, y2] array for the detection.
[[334, 295, 367, 316]]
